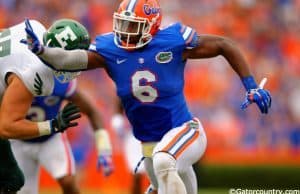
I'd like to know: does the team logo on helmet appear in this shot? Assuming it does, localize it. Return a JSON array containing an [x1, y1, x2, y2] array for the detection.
[[143, 4, 160, 15]]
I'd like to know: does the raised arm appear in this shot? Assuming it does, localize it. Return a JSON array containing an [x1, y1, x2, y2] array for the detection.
[[22, 19, 106, 71], [183, 34, 271, 114]]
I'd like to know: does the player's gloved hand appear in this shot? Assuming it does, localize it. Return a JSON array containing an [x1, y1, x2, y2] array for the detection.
[[97, 154, 113, 177], [95, 129, 114, 176], [241, 76, 272, 114], [50, 102, 81, 133], [20, 19, 44, 55]]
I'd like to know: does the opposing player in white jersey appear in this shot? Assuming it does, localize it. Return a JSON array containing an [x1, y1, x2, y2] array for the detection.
[[0, 20, 81, 193], [11, 19, 113, 194]]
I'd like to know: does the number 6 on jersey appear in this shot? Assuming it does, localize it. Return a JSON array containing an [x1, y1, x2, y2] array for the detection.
[[131, 70, 158, 103]]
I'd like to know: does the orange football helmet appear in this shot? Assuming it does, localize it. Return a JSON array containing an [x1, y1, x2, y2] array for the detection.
[[113, 0, 162, 49]]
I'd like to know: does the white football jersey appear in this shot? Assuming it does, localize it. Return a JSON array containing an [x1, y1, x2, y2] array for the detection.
[[0, 20, 54, 100]]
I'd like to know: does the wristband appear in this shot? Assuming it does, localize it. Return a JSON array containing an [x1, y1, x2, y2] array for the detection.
[[242, 76, 258, 90], [94, 129, 112, 154], [37, 121, 51, 136]]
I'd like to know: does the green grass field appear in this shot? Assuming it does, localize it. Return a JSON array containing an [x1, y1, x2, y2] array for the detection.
[[40, 188, 229, 194]]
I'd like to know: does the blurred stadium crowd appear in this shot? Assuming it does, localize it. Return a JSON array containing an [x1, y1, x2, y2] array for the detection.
[[1, 0, 299, 165]]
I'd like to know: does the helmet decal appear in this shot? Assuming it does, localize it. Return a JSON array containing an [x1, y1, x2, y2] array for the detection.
[[143, 4, 160, 15], [54, 26, 78, 49]]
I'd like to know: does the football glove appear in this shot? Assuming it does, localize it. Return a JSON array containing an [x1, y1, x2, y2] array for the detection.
[[95, 129, 114, 176], [241, 76, 272, 114], [21, 19, 44, 55], [50, 102, 81, 134]]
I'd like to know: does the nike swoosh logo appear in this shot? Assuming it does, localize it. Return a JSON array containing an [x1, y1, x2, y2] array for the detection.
[[116, 59, 127, 64]]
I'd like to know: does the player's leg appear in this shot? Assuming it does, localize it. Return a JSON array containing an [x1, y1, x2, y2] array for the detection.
[[143, 157, 158, 194], [152, 118, 207, 194], [178, 166, 197, 194], [176, 118, 207, 194], [0, 139, 24, 193], [39, 133, 79, 194], [131, 173, 142, 194], [124, 133, 146, 194], [56, 175, 79, 194], [10, 140, 40, 194], [153, 152, 186, 194]]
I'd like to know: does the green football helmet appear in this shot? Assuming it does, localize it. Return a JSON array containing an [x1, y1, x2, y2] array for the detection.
[[43, 19, 90, 49], [43, 19, 90, 83]]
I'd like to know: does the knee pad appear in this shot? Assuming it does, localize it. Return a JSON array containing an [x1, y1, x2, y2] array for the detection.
[[153, 152, 176, 174]]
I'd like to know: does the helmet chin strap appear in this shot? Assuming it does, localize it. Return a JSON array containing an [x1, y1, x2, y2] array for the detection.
[[114, 33, 152, 49]]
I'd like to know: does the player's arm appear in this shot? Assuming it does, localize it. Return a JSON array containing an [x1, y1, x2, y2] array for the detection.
[[0, 74, 81, 139], [36, 47, 107, 70], [68, 89, 114, 176], [183, 35, 251, 78], [0, 74, 38, 139], [22, 19, 106, 71], [183, 35, 271, 114]]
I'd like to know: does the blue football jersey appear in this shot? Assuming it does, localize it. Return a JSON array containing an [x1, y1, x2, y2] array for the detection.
[[24, 78, 77, 143], [90, 23, 198, 142]]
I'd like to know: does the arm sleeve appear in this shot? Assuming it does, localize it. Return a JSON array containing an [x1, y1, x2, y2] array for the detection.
[[39, 47, 88, 71], [179, 24, 198, 49]]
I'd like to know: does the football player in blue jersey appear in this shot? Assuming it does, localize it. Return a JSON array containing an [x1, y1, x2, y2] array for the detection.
[[14, 19, 113, 194], [23, 0, 272, 193]]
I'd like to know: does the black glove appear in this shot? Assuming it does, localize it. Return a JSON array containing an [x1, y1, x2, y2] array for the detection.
[[50, 102, 81, 133]]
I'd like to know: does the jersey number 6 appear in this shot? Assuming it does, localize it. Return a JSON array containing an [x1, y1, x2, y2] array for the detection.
[[131, 70, 158, 103]]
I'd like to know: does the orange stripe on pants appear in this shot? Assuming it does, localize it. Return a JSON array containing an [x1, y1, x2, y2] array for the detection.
[[161, 126, 189, 153], [174, 130, 199, 159]]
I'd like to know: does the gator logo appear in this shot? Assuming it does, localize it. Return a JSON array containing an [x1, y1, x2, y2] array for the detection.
[[155, 51, 173, 63], [144, 4, 161, 15], [34, 73, 43, 95]]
